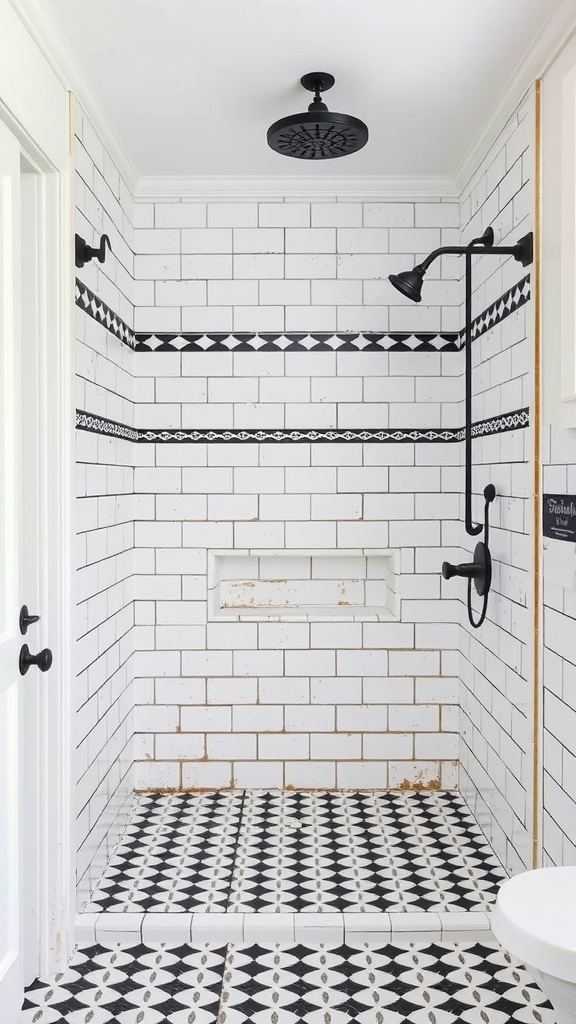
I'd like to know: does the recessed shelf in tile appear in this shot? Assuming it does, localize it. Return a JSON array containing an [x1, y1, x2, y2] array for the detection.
[[208, 549, 398, 621]]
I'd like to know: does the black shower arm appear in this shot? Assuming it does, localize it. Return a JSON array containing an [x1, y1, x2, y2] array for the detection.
[[414, 240, 528, 275]]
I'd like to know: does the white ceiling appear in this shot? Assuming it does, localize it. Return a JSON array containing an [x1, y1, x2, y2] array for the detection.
[[40, 0, 564, 182]]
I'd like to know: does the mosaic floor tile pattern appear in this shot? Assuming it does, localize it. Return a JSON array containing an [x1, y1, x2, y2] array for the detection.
[[85, 791, 508, 915], [21, 941, 555, 1024]]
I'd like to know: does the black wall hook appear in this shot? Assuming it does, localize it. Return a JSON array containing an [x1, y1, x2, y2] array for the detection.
[[75, 233, 111, 269]]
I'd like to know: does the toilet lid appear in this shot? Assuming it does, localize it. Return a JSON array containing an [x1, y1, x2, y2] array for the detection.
[[492, 867, 576, 984]]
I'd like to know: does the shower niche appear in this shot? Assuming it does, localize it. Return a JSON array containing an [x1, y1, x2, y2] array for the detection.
[[208, 549, 399, 621]]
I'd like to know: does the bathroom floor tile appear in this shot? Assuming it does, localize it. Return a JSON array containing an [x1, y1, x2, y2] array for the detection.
[[85, 792, 243, 914], [227, 790, 507, 913], [21, 941, 555, 1024], [20, 942, 228, 1024], [84, 790, 507, 915]]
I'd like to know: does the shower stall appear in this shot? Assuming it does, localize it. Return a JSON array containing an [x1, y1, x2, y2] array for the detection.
[[73, 82, 536, 951]]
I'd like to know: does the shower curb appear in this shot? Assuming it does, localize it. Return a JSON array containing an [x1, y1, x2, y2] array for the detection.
[[75, 909, 493, 947]]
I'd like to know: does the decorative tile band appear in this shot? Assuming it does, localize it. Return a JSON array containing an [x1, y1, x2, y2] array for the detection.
[[470, 275, 530, 343], [76, 407, 529, 444], [76, 411, 139, 442], [139, 426, 461, 444], [133, 332, 460, 353], [76, 279, 135, 349], [470, 407, 529, 438], [75, 276, 529, 354]]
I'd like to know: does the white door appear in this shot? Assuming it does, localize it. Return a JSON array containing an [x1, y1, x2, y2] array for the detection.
[[0, 117, 47, 1021], [0, 3, 75, 1016]]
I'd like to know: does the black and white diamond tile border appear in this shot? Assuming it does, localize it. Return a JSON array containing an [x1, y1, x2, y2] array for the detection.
[[74, 274, 529, 354], [470, 275, 530, 344], [133, 331, 461, 353], [75, 279, 136, 349], [84, 792, 508, 916], [21, 940, 555, 1024], [75, 407, 530, 446]]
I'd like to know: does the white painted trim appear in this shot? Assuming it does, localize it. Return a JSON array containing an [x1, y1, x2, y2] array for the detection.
[[7, 0, 138, 190], [455, 0, 576, 194], [0, 1, 76, 982], [39, 135, 76, 978], [133, 175, 459, 201]]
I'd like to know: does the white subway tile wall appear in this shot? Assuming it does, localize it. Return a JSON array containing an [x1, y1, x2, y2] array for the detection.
[[127, 195, 465, 791], [457, 92, 534, 873], [131, 199, 461, 335], [75, 105, 136, 905], [75, 94, 559, 892], [541, 424, 576, 867]]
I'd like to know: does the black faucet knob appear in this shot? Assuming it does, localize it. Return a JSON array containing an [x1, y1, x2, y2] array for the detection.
[[442, 559, 480, 581], [441, 541, 491, 596]]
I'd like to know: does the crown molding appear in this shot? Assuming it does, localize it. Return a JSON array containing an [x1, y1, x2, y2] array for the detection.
[[133, 174, 459, 202], [454, 0, 576, 194], [7, 0, 138, 190]]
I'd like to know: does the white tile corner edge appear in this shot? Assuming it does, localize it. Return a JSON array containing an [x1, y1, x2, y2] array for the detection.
[[141, 913, 195, 943], [344, 912, 392, 946], [78, 909, 494, 950], [243, 913, 295, 944], [294, 913, 345, 945], [94, 912, 145, 945], [191, 912, 245, 945], [75, 912, 99, 946]]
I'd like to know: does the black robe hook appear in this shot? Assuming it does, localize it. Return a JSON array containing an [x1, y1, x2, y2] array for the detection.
[[75, 233, 112, 269]]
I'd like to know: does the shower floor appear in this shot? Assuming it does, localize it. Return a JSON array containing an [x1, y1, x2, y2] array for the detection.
[[84, 790, 507, 915]]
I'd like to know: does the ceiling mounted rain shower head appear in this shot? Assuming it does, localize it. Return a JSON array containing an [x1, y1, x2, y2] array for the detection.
[[267, 73, 369, 160]]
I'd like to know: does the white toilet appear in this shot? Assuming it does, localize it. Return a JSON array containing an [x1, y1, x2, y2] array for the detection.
[[492, 867, 576, 1024]]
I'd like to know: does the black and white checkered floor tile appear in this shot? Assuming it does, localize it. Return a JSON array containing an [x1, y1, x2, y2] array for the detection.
[[85, 791, 507, 915], [21, 941, 555, 1024]]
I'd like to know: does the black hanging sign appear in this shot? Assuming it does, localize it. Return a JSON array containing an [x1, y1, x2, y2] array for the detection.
[[543, 494, 576, 542]]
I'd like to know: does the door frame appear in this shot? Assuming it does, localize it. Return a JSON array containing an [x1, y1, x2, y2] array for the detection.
[[0, 0, 75, 981]]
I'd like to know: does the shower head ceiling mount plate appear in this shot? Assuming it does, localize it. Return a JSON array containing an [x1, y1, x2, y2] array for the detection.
[[300, 72, 335, 93]]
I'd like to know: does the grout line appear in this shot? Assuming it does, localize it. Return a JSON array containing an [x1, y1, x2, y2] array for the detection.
[[223, 789, 246, 910]]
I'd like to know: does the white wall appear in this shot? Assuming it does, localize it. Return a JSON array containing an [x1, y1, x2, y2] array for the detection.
[[540, 28, 576, 867], [457, 91, 535, 874], [124, 195, 532, 795], [74, 105, 137, 904]]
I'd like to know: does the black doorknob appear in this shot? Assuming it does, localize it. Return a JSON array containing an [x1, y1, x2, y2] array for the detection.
[[19, 605, 40, 635], [19, 644, 53, 676]]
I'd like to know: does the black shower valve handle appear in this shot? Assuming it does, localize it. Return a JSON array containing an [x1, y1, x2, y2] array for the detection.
[[442, 540, 492, 597], [442, 559, 483, 582]]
